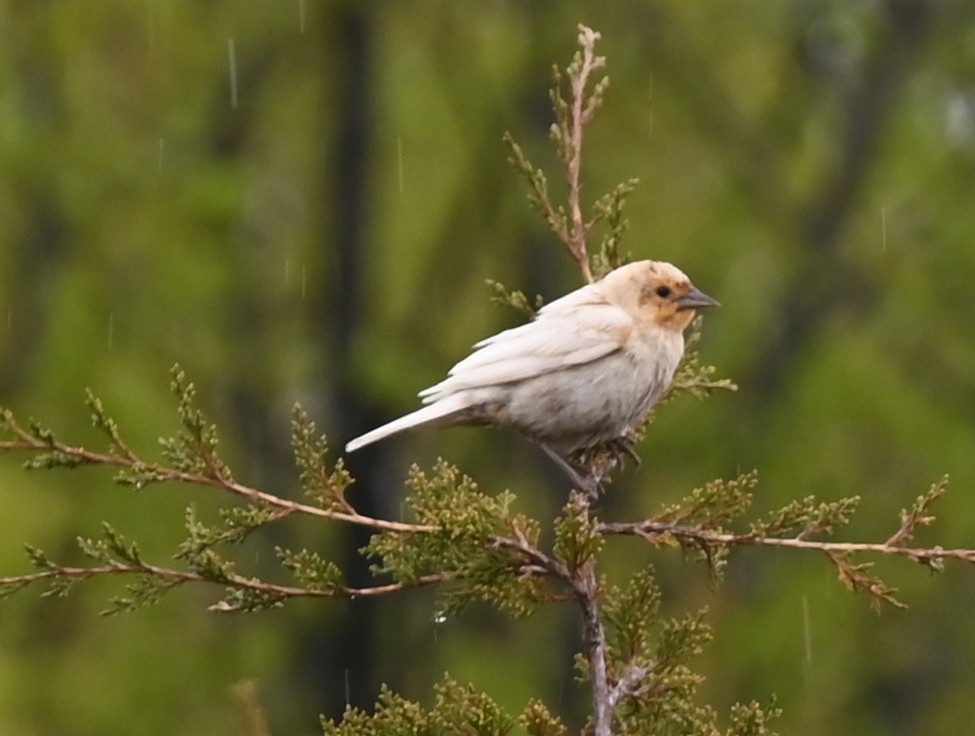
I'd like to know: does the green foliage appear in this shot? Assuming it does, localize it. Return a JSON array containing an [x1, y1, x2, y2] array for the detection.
[[159, 364, 232, 481], [887, 475, 949, 553], [364, 460, 547, 617], [1, 412, 91, 470], [668, 321, 738, 401], [603, 568, 664, 663], [553, 492, 604, 573], [503, 132, 567, 245], [655, 473, 758, 530], [292, 404, 355, 511], [747, 495, 860, 539], [590, 178, 640, 278], [276, 547, 343, 594], [321, 676, 514, 736], [520, 701, 568, 736], [79, 522, 144, 566], [486, 279, 543, 318], [598, 569, 735, 735]]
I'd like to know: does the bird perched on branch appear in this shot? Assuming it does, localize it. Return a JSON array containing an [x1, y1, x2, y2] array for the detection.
[[345, 260, 718, 493]]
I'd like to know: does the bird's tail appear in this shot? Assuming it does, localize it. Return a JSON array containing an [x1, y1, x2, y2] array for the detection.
[[344, 393, 474, 453]]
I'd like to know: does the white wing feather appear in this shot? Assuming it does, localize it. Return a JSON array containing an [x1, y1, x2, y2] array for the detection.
[[419, 287, 631, 403]]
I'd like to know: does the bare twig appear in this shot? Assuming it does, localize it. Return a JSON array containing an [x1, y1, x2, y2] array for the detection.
[[562, 25, 606, 284]]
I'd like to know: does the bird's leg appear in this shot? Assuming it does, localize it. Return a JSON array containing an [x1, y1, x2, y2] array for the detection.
[[538, 443, 603, 498]]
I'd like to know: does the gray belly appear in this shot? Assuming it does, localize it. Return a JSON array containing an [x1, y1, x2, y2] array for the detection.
[[486, 352, 673, 451]]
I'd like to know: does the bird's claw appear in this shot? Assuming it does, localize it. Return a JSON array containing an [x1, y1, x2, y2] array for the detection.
[[604, 435, 642, 468], [540, 434, 644, 500], [539, 443, 607, 499]]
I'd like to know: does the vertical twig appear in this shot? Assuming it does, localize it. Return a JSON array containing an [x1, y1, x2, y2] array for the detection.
[[563, 26, 613, 732], [563, 25, 606, 284], [576, 558, 612, 736]]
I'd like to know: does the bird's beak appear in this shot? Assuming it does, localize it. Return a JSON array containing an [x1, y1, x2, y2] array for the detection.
[[676, 286, 719, 311]]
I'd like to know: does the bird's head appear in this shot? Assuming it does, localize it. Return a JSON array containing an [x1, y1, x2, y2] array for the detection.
[[607, 260, 719, 332]]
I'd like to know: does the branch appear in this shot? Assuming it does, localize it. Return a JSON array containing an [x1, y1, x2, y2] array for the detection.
[[489, 533, 571, 581], [601, 519, 974, 609], [608, 663, 650, 710], [496, 514, 612, 736], [599, 521, 975, 565], [562, 25, 606, 284], [0, 433, 432, 536], [0, 560, 448, 611], [576, 561, 612, 736]]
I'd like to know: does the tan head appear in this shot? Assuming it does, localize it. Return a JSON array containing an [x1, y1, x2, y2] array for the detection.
[[604, 260, 719, 331]]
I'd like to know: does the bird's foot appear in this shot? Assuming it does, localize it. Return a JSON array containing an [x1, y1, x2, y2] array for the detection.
[[604, 435, 642, 469], [538, 444, 606, 499]]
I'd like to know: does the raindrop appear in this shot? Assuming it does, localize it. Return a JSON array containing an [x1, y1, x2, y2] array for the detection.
[[107, 312, 115, 350], [228, 38, 238, 109], [344, 668, 351, 707], [284, 258, 290, 286], [301, 265, 307, 300], [801, 595, 813, 702], [880, 207, 887, 251], [298, 0, 306, 34], [146, 1, 155, 51], [647, 70, 654, 137], [801, 595, 812, 664], [7, 310, 11, 330], [397, 136, 404, 193], [158, 138, 165, 172]]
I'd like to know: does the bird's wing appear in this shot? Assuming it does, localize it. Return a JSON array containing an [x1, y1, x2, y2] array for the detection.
[[419, 291, 631, 402]]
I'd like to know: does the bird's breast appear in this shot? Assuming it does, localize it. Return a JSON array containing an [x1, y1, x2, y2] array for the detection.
[[485, 331, 684, 451]]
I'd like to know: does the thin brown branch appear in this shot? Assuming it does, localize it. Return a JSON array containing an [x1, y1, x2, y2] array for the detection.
[[0, 436, 434, 535], [564, 25, 605, 284], [599, 521, 975, 564], [490, 534, 571, 580], [0, 562, 447, 603]]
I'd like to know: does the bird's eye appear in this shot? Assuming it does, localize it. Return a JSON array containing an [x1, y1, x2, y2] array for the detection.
[[655, 285, 672, 298]]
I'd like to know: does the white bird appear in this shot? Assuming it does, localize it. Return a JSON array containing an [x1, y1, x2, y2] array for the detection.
[[345, 261, 717, 487], [345, 260, 717, 486]]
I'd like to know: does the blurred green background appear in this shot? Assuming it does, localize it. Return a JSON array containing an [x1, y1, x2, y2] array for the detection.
[[1, 1, 974, 734]]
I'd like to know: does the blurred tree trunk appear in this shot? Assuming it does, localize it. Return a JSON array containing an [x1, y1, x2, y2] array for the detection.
[[303, 1, 381, 719]]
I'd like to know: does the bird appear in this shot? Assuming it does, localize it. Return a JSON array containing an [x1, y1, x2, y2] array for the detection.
[[345, 260, 718, 492]]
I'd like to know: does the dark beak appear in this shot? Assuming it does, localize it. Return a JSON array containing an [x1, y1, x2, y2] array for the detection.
[[676, 286, 719, 311]]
